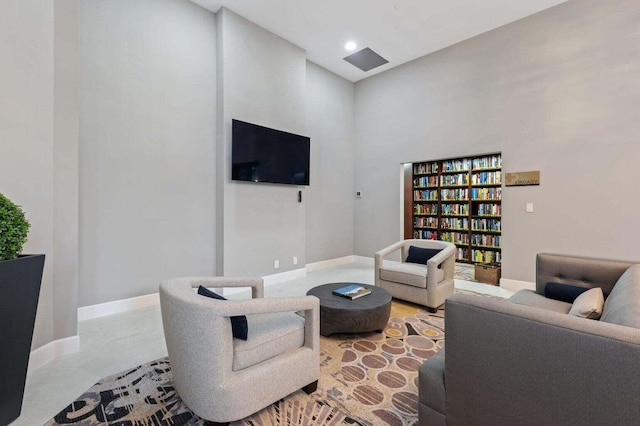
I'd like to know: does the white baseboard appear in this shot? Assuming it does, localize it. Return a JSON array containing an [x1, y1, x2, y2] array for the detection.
[[78, 292, 160, 321], [306, 255, 357, 272], [76, 257, 360, 317], [261, 267, 307, 286], [500, 278, 535, 292], [352, 255, 374, 265], [28, 335, 80, 373]]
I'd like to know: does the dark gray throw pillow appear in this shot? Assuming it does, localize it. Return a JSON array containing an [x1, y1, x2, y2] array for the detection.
[[197, 285, 248, 340], [544, 282, 589, 303], [406, 246, 442, 264]]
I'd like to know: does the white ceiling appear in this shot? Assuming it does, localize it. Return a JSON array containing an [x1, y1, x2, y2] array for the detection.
[[190, 0, 567, 82]]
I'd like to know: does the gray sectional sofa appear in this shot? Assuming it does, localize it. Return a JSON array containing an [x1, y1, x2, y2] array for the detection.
[[419, 253, 640, 425]]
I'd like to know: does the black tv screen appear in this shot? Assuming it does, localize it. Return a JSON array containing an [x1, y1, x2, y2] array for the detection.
[[232, 119, 310, 186]]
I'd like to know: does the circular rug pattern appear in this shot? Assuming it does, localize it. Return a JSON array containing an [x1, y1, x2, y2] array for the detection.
[[46, 294, 496, 426]]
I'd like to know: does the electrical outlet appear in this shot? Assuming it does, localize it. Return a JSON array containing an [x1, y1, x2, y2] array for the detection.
[[293, 257, 298, 265], [274, 260, 279, 269]]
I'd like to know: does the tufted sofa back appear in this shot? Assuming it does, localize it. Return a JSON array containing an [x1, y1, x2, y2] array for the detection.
[[536, 253, 636, 297]]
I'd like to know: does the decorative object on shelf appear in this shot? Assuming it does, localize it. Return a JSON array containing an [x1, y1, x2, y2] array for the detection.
[[0, 193, 45, 426], [408, 154, 502, 264]]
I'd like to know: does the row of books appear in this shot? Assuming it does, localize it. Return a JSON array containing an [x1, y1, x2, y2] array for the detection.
[[416, 173, 500, 188], [414, 154, 502, 175], [414, 216, 438, 228], [442, 217, 469, 229], [414, 230, 438, 239], [441, 173, 469, 186], [471, 171, 501, 185], [414, 189, 438, 201], [442, 159, 471, 172], [441, 188, 468, 200], [475, 203, 501, 216], [470, 187, 501, 200], [472, 249, 501, 264], [456, 247, 469, 260], [414, 204, 438, 215], [413, 162, 439, 175], [471, 234, 501, 248], [472, 155, 501, 170], [415, 188, 502, 202], [442, 203, 469, 215], [416, 203, 502, 217], [414, 176, 438, 187], [471, 218, 501, 231], [441, 232, 470, 244]]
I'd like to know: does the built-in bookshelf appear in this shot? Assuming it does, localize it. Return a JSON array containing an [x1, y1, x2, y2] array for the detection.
[[410, 153, 502, 264]]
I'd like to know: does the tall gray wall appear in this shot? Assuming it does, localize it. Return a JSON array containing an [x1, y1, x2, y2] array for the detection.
[[354, 0, 640, 282], [305, 62, 355, 263], [0, 0, 55, 349], [79, 0, 217, 306], [216, 9, 308, 277], [54, 0, 80, 341]]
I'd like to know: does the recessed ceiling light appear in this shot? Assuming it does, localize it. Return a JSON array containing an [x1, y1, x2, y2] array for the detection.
[[345, 41, 357, 51]]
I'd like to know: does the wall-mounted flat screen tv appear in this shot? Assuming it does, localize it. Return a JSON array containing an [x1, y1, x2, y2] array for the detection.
[[232, 119, 310, 186]]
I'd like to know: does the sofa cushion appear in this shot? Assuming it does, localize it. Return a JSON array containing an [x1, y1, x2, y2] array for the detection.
[[568, 287, 604, 319], [197, 286, 248, 340], [380, 260, 444, 288], [419, 349, 446, 415], [233, 312, 305, 371], [544, 282, 589, 303], [406, 246, 442, 265], [600, 265, 640, 329], [507, 289, 572, 314]]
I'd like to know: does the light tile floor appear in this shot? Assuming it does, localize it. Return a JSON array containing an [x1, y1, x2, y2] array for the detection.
[[14, 261, 512, 425]]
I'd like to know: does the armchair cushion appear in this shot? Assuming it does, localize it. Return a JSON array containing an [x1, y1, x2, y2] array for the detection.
[[233, 312, 305, 371], [198, 286, 248, 340], [406, 246, 442, 265], [568, 287, 604, 319], [379, 260, 444, 288]]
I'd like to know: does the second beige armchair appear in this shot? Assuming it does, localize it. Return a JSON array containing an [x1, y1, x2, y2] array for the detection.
[[375, 239, 456, 312], [159, 277, 319, 425]]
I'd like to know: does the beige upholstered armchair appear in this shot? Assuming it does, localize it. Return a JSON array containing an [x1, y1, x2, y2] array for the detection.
[[375, 239, 456, 312], [159, 277, 320, 426]]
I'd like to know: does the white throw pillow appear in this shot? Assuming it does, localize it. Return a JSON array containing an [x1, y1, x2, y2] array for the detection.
[[568, 287, 604, 320]]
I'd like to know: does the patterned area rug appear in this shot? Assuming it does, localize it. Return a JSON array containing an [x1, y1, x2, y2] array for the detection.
[[47, 293, 489, 426], [454, 262, 476, 282]]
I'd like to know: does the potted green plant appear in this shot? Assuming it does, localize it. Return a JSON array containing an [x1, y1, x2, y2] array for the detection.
[[0, 193, 45, 425]]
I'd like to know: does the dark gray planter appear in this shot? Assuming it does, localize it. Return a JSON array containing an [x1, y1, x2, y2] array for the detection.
[[0, 254, 45, 425]]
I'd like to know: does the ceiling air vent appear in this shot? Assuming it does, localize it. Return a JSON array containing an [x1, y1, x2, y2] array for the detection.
[[343, 47, 389, 72]]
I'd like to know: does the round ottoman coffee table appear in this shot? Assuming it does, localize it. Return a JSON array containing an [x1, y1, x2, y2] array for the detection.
[[306, 283, 392, 337]]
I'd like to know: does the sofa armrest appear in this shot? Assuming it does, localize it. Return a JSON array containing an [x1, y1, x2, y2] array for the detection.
[[536, 253, 634, 296], [444, 294, 640, 425]]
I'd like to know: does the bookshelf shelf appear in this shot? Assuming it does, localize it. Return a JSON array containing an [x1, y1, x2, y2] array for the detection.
[[409, 153, 502, 265]]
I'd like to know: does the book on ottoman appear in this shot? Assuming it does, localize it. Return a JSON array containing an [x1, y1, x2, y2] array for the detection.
[[332, 284, 371, 300]]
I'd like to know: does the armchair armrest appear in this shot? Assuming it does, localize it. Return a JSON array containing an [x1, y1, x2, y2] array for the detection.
[[214, 296, 320, 352], [375, 240, 406, 265], [426, 245, 456, 280], [443, 294, 640, 424], [185, 276, 264, 298]]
